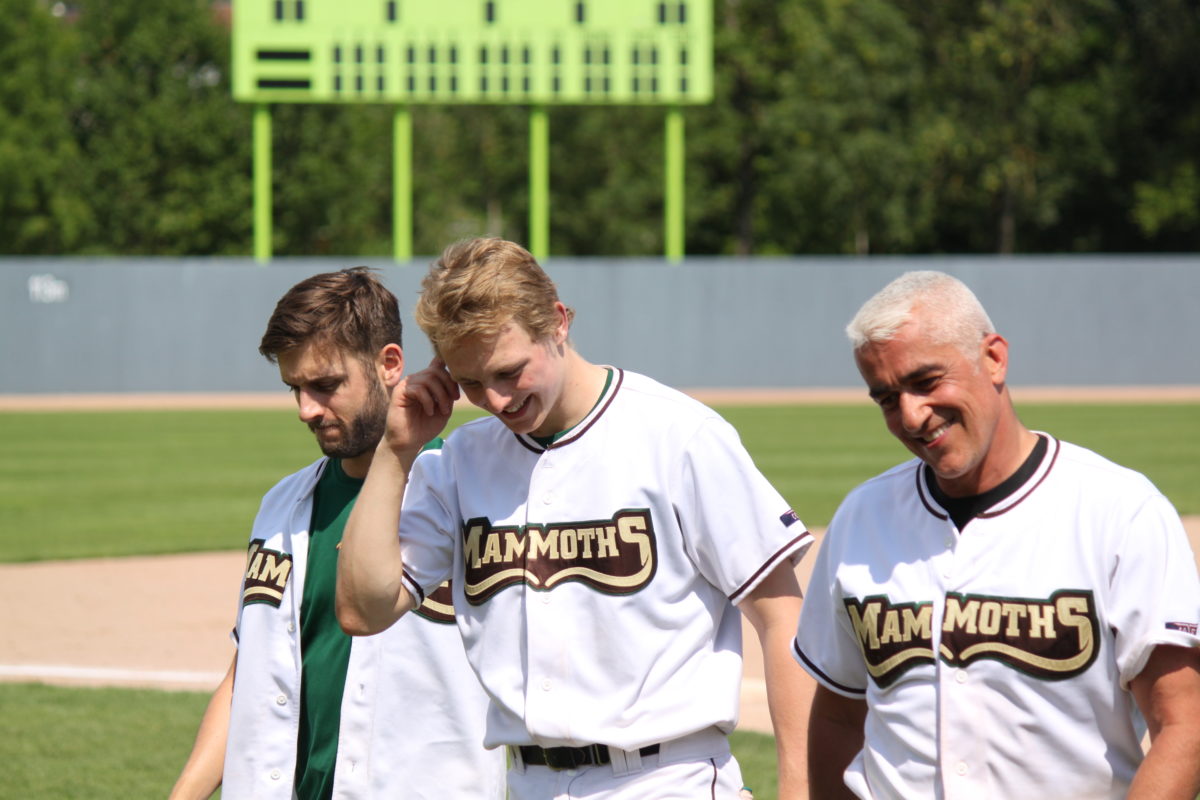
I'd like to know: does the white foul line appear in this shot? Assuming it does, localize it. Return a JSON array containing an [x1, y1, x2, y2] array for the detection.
[[0, 664, 224, 688]]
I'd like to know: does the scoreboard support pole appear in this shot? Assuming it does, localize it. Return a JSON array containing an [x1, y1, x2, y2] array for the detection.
[[393, 106, 413, 263], [253, 104, 273, 264], [665, 106, 684, 263], [529, 105, 550, 260]]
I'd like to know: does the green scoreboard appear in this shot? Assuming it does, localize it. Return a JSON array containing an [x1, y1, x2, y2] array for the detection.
[[232, 1, 713, 262], [233, 0, 713, 105]]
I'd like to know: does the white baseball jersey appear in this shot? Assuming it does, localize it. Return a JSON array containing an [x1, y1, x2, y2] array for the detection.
[[397, 368, 812, 751], [223, 458, 506, 800], [794, 434, 1200, 800]]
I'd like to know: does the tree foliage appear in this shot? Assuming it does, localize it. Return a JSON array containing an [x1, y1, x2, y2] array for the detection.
[[1, 0, 1197, 256], [0, 0, 89, 251]]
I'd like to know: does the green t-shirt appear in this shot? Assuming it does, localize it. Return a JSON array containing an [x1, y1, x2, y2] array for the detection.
[[293, 458, 362, 800]]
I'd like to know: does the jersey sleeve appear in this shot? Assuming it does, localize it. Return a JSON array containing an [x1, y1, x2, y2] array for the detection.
[[793, 503, 871, 698], [1109, 491, 1200, 688], [673, 416, 812, 605], [396, 446, 458, 604]]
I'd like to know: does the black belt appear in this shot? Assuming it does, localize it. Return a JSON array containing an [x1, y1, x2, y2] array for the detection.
[[517, 743, 660, 770]]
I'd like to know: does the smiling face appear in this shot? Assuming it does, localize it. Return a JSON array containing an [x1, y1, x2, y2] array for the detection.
[[440, 316, 573, 437], [855, 316, 1020, 497], [277, 341, 392, 471]]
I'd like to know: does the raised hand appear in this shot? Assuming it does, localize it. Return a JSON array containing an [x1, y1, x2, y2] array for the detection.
[[382, 357, 460, 461]]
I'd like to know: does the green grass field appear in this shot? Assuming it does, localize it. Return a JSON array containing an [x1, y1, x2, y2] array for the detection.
[[0, 682, 776, 800], [1, 402, 1196, 562], [1, 400, 1197, 799]]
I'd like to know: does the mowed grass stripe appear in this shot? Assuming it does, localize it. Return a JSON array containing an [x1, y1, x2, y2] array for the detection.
[[1, 403, 1196, 563]]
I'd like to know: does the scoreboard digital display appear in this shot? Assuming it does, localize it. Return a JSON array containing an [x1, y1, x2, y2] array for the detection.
[[232, 0, 713, 105]]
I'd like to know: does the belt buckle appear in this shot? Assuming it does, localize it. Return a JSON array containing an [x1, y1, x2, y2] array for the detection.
[[545, 744, 606, 770]]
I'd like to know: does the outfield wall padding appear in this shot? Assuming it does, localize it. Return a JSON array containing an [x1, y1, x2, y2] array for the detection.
[[2, 255, 1197, 394]]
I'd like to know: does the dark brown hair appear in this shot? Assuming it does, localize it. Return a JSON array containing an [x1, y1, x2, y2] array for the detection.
[[259, 267, 402, 363]]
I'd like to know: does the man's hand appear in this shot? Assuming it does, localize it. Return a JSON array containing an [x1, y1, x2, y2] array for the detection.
[[382, 357, 459, 463]]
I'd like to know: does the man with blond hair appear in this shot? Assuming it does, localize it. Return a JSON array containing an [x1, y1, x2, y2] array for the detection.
[[795, 270, 1200, 799], [337, 238, 814, 799]]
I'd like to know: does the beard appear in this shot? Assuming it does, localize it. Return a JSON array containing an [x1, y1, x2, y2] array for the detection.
[[310, 377, 390, 460]]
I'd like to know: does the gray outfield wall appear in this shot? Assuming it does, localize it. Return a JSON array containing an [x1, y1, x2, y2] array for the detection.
[[1, 255, 1197, 394]]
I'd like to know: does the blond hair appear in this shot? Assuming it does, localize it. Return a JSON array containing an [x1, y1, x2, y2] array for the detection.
[[416, 238, 574, 353]]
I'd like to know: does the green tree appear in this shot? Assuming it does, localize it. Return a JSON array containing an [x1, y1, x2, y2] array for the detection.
[[0, 0, 91, 252], [1121, 0, 1200, 249], [898, 0, 1124, 253], [69, 0, 250, 254], [687, 0, 924, 255], [413, 106, 531, 256], [270, 103, 393, 256]]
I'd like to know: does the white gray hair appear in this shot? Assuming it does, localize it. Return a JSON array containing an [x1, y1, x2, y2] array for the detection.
[[846, 271, 994, 356]]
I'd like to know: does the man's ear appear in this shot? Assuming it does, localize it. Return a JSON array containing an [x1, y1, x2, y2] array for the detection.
[[552, 301, 570, 345], [981, 333, 1009, 387], [377, 343, 404, 387]]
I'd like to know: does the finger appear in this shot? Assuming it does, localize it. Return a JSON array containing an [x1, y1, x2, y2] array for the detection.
[[423, 377, 458, 415], [404, 380, 439, 417]]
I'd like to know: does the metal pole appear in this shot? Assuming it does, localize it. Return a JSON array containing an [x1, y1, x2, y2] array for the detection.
[[393, 106, 413, 262], [253, 104, 272, 263], [529, 105, 550, 260], [665, 106, 685, 263]]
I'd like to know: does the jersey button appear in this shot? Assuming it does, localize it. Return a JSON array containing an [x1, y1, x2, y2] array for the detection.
[[287, 621, 296, 633], [541, 679, 552, 691], [276, 694, 287, 706], [270, 769, 281, 780], [540, 593, 551, 604], [955, 670, 967, 684], [543, 493, 554, 505], [955, 762, 968, 776]]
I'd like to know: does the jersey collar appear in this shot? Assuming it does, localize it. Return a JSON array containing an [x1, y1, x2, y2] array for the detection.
[[916, 433, 1060, 523], [514, 367, 624, 454]]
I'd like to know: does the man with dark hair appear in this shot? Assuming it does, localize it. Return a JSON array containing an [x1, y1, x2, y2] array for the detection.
[[170, 267, 504, 800]]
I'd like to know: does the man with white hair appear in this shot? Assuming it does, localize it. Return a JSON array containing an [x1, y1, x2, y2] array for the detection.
[[793, 270, 1200, 799]]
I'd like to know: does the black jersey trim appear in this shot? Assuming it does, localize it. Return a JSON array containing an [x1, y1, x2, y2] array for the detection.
[[401, 568, 426, 605], [551, 368, 623, 448], [913, 434, 1059, 525], [915, 462, 948, 520], [976, 434, 1059, 518], [793, 639, 866, 696], [730, 531, 813, 604], [515, 435, 543, 454]]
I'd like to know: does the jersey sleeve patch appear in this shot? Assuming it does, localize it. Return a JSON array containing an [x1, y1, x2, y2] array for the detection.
[[1166, 621, 1199, 634]]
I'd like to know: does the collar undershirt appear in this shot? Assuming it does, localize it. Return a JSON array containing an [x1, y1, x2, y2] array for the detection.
[[926, 434, 1048, 531]]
